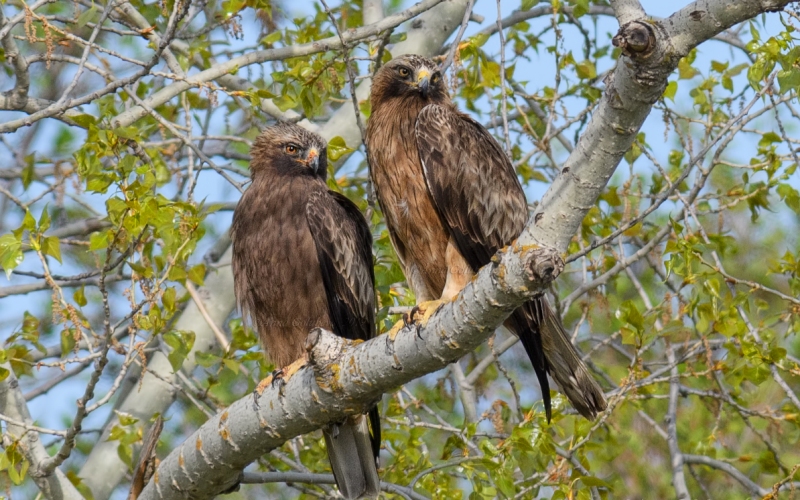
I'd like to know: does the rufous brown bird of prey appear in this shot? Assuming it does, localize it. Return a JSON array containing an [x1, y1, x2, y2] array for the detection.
[[366, 54, 606, 420], [231, 123, 380, 499]]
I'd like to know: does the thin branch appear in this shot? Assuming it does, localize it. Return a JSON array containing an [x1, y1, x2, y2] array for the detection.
[[440, 0, 474, 71], [186, 281, 230, 352], [495, 0, 511, 154], [665, 342, 690, 500]]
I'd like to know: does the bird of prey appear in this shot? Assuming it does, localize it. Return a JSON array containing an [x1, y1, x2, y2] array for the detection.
[[366, 54, 606, 420], [231, 123, 380, 498]]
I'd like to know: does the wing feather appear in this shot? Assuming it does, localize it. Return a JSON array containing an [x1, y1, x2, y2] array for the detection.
[[305, 190, 376, 343], [306, 190, 381, 462], [415, 104, 528, 271]]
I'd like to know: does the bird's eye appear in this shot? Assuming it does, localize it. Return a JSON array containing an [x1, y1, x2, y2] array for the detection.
[[432, 73, 440, 83], [285, 144, 298, 154], [398, 67, 409, 77]]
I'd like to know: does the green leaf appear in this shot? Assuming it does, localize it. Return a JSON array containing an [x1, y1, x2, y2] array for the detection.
[[187, 264, 206, 286], [194, 350, 219, 368], [327, 136, 354, 162], [74, 286, 87, 307], [261, 31, 281, 45], [71, 114, 97, 128], [222, 358, 240, 374], [76, 5, 98, 29], [61, 328, 77, 356], [117, 443, 133, 469], [21, 154, 35, 189], [89, 231, 109, 251], [112, 126, 139, 140], [579, 476, 612, 488], [0, 366, 9, 383], [0, 234, 23, 279], [163, 330, 196, 372], [7, 456, 28, 485], [66, 470, 95, 500], [162, 287, 176, 313], [759, 131, 781, 147], [492, 469, 515, 498], [575, 60, 596, 79], [778, 68, 800, 94], [678, 57, 698, 79], [117, 412, 139, 427], [42, 236, 62, 263], [38, 206, 51, 233], [663, 81, 677, 101], [21, 210, 36, 232]]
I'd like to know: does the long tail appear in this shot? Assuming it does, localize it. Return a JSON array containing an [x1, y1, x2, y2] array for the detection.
[[506, 297, 607, 421], [323, 408, 381, 499]]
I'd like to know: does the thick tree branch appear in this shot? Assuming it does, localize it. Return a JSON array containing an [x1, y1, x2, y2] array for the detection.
[[609, 0, 646, 25], [139, 246, 564, 499]]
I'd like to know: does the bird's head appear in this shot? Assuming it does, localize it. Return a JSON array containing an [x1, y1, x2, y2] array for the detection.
[[250, 123, 328, 181], [371, 54, 448, 108]]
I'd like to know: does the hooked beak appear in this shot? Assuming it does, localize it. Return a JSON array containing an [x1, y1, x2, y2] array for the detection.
[[306, 148, 320, 174], [416, 68, 430, 98]]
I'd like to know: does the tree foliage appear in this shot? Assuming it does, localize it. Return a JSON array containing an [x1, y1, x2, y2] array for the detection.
[[1, 0, 800, 499]]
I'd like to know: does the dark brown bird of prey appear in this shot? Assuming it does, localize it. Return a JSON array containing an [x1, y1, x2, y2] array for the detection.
[[231, 123, 380, 498], [366, 54, 607, 420]]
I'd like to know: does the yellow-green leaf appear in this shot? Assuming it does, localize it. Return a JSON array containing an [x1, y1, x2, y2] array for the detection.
[[0, 234, 23, 279], [328, 136, 354, 162], [42, 236, 61, 263]]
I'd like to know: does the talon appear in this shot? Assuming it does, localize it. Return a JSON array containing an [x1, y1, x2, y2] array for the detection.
[[408, 305, 422, 323], [253, 372, 278, 410], [412, 300, 445, 325], [270, 368, 286, 389]]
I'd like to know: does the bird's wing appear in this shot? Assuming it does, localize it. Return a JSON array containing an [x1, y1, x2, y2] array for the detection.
[[415, 104, 528, 271], [306, 190, 382, 469], [306, 190, 376, 342], [415, 104, 552, 411]]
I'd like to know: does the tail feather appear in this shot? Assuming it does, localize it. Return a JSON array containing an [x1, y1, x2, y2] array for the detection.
[[324, 413, 380, 499], [507, 297, 607, 421]]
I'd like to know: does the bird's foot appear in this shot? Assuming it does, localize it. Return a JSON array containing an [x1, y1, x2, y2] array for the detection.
[[386, 316, 407, 342], [252, 369, 282, 410], [401, 310, 422, 339], [281, 355, 308, 383], [410, 300, 444, 324], [252, 356, 308, 410], [400, 300, 444, 339]]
